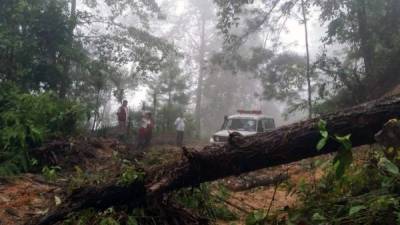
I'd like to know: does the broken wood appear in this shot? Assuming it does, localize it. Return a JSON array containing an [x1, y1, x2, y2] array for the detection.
[[35, 95, 400, 225]]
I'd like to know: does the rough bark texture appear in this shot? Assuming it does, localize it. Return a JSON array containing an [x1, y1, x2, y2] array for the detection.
[[35, 95, 400, 225]]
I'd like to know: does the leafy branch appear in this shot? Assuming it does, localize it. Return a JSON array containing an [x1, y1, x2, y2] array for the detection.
[[317, 119, 353, 178]]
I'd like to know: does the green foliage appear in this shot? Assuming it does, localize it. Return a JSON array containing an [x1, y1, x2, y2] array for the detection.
[[348, 205, 366, 216], [42, 165, 61, 182], [317, 119, 328, 151], [0, 83, 84, 176], [173, 183, 238, 222], [146, 53, 190, 134], [62, 206, 166, 225], [117, 164, 145, 187], [62, 208, 97, 225], [68, 163, 132, 192], [63, 207, 125, 225], [314, 0, 400, 107], [68, 165, 90, 190], [245, 210, 267, 225], [333, 134, 353, 178], [1, 0, 175, 135], [378, 157, 400, 175], [280, 146, 400, 225], [99, 217, 120, 225]]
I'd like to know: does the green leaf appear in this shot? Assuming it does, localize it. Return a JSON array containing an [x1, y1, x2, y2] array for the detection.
[[245, 210, 266, 225], [30, 126, 43, 143], [379, 157, 399, 175], [30, 158, 38, 166], [320, 130, 328, 138], [349, 205, 366, 216], [335, 134, 351, 142], [318, 119, 327, 131], [316, 137, 328, 151], [335, 134, 352, 150], [333, 148, 353, 178], [312, 212, 326, 221]]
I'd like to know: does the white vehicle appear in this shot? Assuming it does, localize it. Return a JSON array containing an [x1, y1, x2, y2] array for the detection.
[[209, 110, 276, 144]]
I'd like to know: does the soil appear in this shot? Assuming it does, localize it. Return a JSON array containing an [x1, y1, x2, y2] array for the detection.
[[215, 158, 325, 225], [0, 174, 61, 225]]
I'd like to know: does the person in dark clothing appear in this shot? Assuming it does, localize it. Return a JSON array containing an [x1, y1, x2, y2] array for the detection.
[[117, 100, 128, 138]]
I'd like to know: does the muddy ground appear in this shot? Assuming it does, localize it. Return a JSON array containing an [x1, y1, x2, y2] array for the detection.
[[0, 137, 331, 225]]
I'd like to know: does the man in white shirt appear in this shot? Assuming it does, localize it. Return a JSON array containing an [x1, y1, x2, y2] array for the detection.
[[174, 115, 185, 147]]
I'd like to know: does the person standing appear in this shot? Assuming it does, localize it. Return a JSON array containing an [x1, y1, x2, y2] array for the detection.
[[174, 115, 185, 147], [136, 115, 147, 150], [137, 111, 154, 150], [117, 100, 128, 136], [144, 112, 154, 148]]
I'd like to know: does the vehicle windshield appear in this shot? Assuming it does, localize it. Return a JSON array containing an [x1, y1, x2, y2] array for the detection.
[[223, 118, 257, 132]]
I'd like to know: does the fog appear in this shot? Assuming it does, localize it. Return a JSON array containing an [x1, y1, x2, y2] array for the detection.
[[87, 0, 326, 136]]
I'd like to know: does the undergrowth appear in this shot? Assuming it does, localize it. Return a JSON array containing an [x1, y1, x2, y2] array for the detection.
[[0, 82, 85, 176], [277, 147, 400, 225], [173, 183, 238, 222]]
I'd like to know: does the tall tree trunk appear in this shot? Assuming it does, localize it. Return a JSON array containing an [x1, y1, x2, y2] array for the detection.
[[152, 89, 157, 122], [301, 0, 312, 119], [357, 0, 374, 80], [195, 17, 206, 137], [167, 87, 172, 130], [59, 0, 77, 98], [91, 89, 101, 132]]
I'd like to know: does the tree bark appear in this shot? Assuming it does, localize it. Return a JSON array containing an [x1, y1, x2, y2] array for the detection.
[[34, 95, 400, 225], [301, 0, 313, 119], [194, 16, 206, 137], [58, 0, 77, 98]]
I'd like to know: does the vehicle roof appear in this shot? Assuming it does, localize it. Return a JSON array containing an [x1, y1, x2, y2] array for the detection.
[[228, 114, 274, 120]]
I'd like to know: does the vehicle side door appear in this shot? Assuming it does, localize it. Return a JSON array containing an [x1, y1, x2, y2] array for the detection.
[[262, 118, 275, 131], [257, 120, 264, 133]]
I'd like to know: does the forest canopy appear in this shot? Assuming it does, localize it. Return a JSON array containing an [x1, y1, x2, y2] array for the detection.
[[214, 0, 400, 116]]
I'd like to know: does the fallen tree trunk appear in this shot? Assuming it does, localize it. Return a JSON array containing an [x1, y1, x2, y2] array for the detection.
[[35, 95, 400, 225]]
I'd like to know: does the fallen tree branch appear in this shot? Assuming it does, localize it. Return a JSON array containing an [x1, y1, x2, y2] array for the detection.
[[34, 95, 400, 225], [224, 172, 289, 192]]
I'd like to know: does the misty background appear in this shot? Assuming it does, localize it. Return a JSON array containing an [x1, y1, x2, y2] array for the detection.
[[87, 0, 324, 138]]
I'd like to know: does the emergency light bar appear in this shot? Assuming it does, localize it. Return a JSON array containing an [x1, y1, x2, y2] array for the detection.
[[237, 110, 262, 114]]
